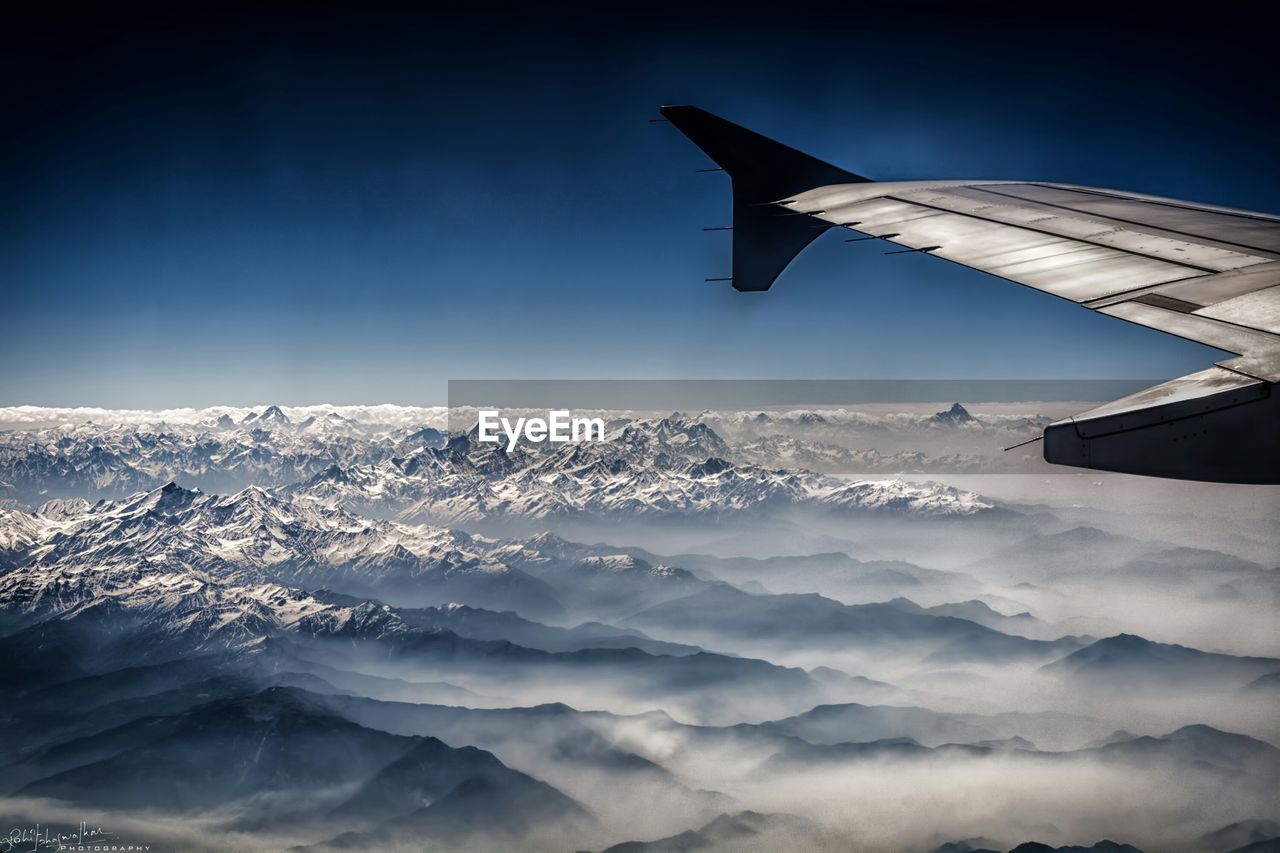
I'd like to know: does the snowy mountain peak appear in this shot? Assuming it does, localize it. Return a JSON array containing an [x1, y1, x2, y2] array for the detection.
[[525, 531, 573, 551], [931, 402, 976, 425], [686, 457, 735, 478], [818, 478, 994, 516], [258, 405, 291, 425], [36, 497, 91, 520], [133, 481, 203, 514]]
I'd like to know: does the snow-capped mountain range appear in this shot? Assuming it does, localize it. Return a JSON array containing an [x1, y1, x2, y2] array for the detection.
[[733, 434, 989, 475], [0, 460, 993, 653], [703, 403, 1051, 434], [0, 408, 1003, 660], [0, 409, 445, 505], [0, 481, 927, 726], [0, 480, 606, 647], [289, 418, 995, 523], [0, 485, 416, 651], [0, 403, 449, 429], [1, 410, 996, 522]]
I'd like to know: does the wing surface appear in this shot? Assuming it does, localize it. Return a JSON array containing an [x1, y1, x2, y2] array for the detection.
[[663, 105, 1280, 482]]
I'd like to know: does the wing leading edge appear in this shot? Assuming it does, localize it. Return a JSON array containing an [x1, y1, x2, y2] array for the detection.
[[662, 105, 1280, 483]]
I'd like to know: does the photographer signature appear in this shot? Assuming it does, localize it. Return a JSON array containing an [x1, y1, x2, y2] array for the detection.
[[1, 823, 148, 853]]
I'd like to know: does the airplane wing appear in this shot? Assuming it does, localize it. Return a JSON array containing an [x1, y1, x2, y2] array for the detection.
[[660, 105, 1280, 484]]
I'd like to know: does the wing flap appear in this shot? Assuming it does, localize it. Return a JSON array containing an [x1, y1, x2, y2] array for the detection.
[[897, 185, 1267, 272], [1085, 261, 1280, 309], [972, 183, 1280, 256], [814, 196, 1209, 301], [1195, 284, 1280, 335]]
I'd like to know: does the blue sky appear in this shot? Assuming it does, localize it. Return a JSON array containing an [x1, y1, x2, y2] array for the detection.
[[4, 3, 1278, 406]]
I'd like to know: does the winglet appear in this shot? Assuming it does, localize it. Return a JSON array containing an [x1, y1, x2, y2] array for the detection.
[[660, 105, 870, 292]]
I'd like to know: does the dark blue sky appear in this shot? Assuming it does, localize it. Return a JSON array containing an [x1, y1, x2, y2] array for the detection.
[[4, 3, 1278, 406]]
